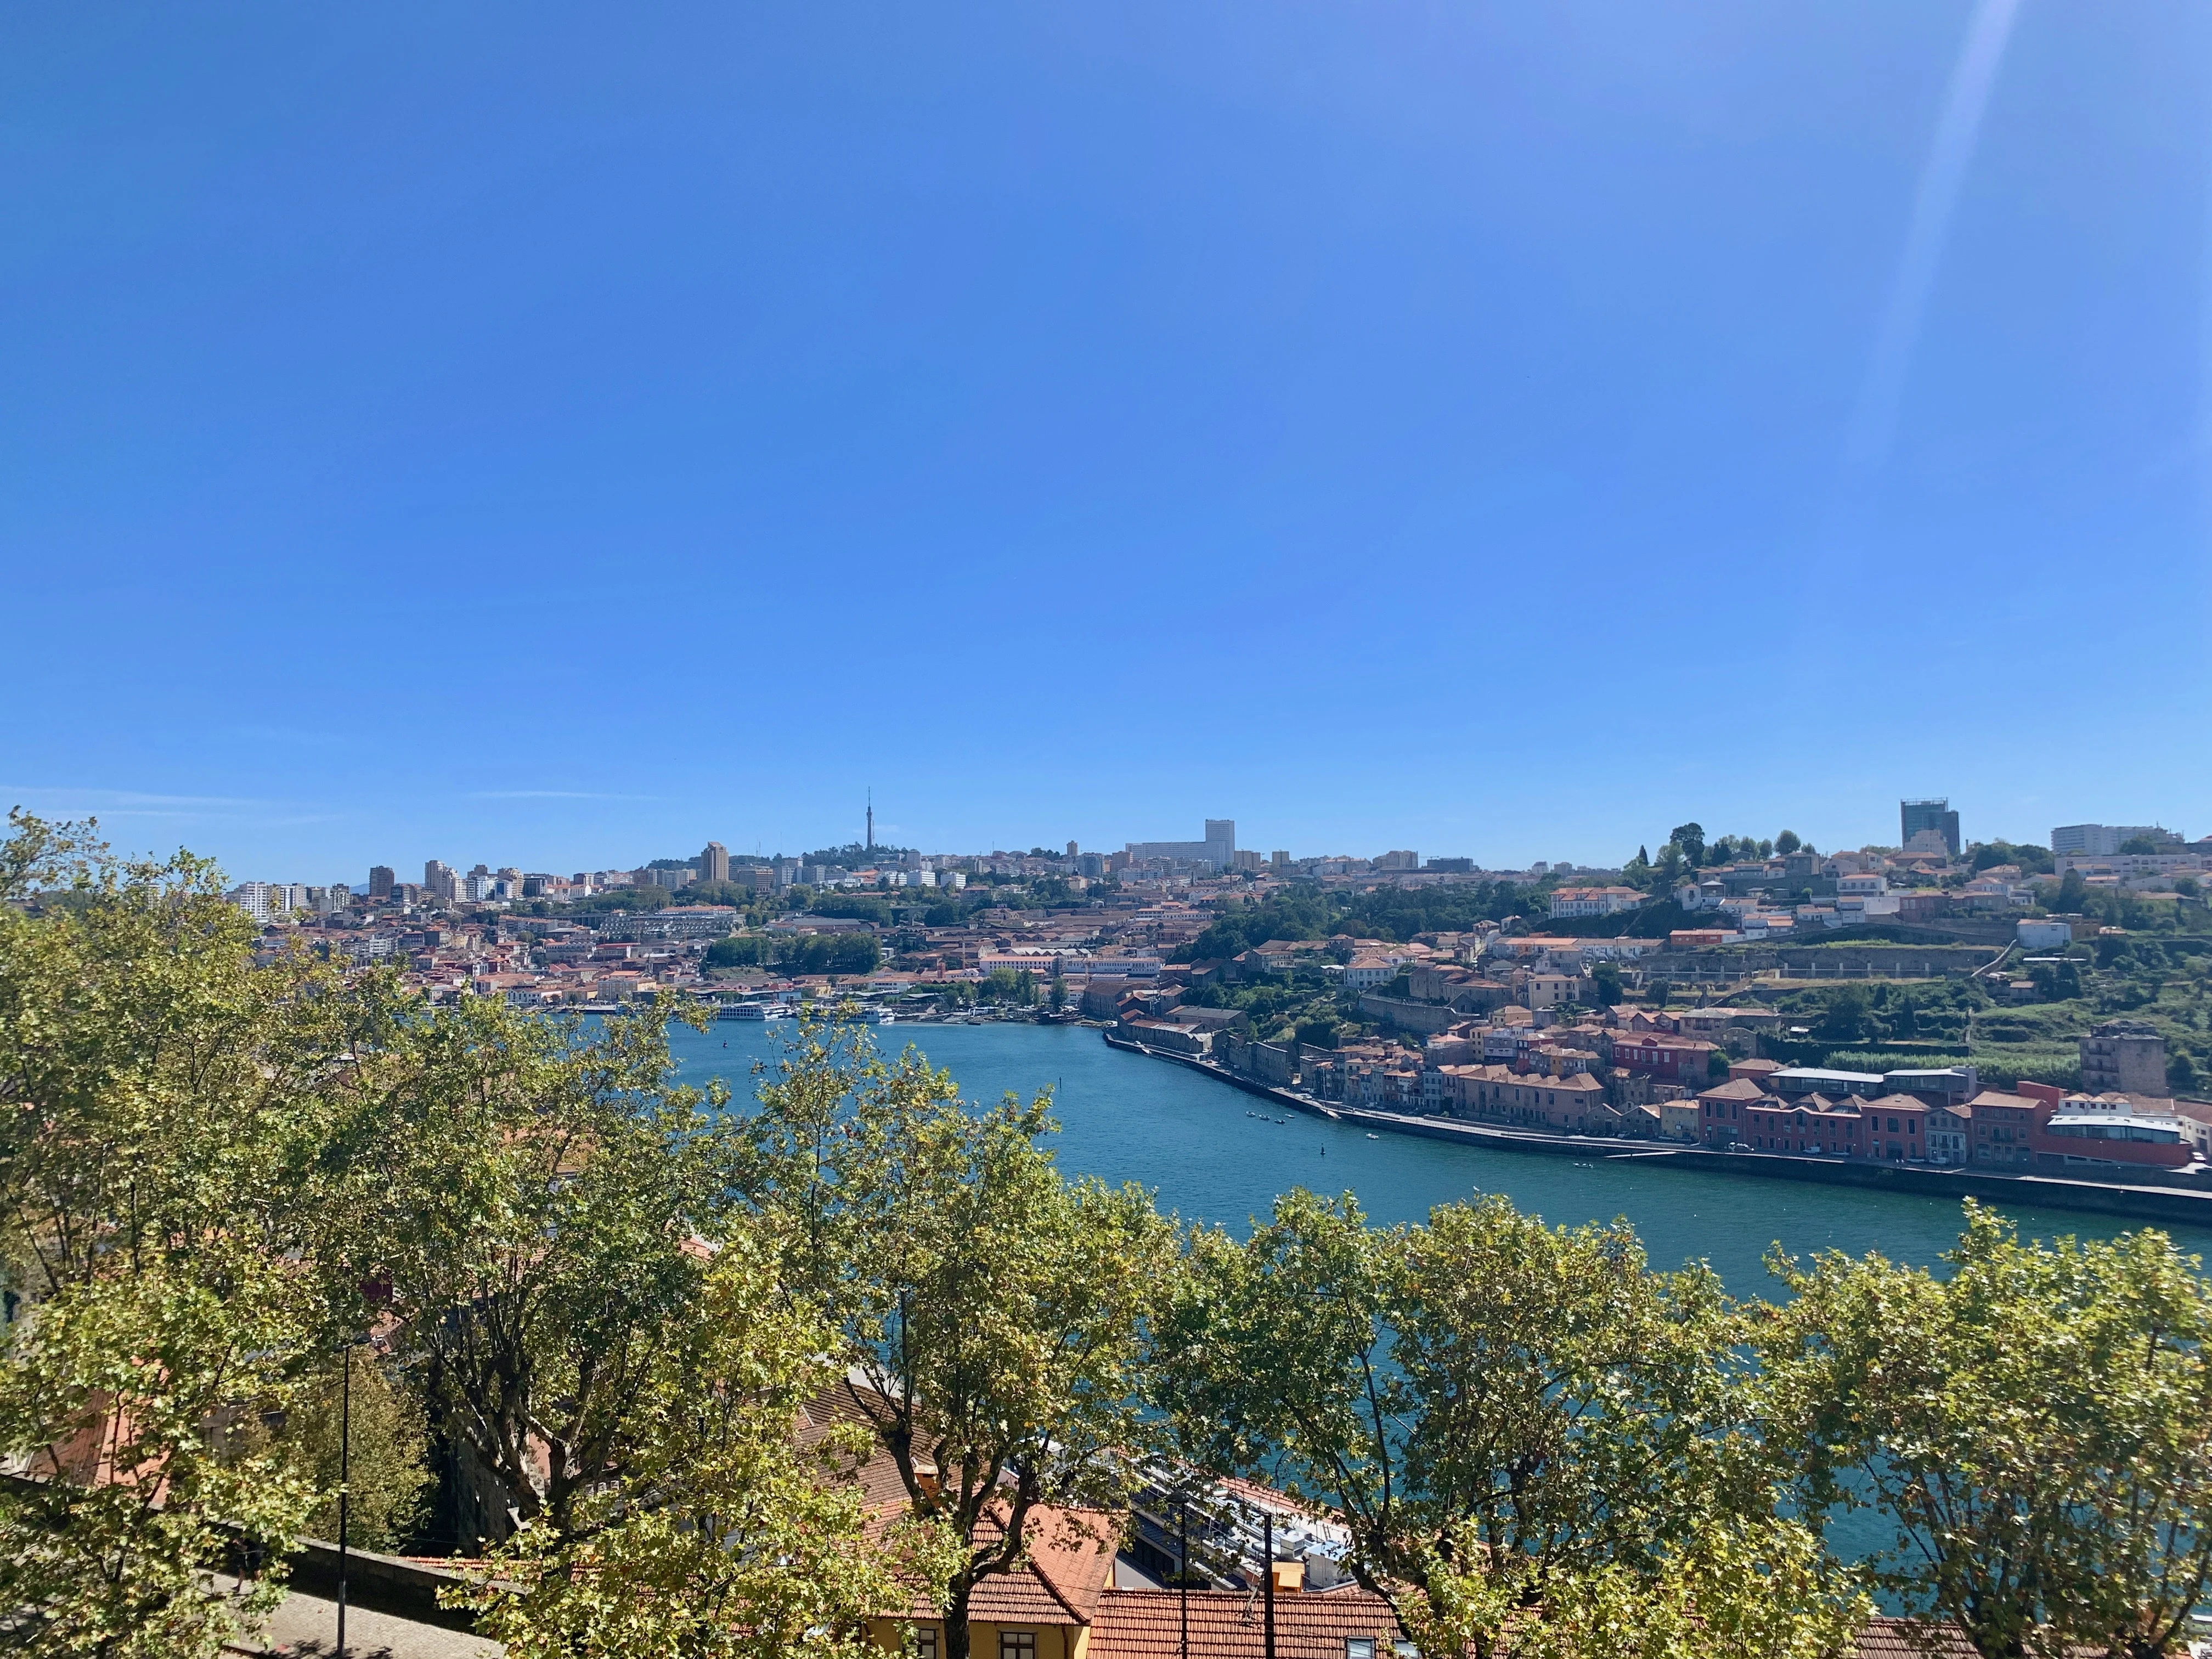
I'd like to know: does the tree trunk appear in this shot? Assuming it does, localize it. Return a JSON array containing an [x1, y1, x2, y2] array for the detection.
[[942, 1577, 976, 1659]]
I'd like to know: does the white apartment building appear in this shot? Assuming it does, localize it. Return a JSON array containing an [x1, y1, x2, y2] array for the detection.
[[1549, 885, 1644, 918]]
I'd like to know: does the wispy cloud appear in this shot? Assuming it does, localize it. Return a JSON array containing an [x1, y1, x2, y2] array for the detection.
[[467, 790, 661, 802], [1845, 0, 2021, 479], [1, 786, 284, 820]]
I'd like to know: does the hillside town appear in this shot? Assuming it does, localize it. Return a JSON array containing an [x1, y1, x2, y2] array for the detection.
[[215, 802, 2212, 1189]]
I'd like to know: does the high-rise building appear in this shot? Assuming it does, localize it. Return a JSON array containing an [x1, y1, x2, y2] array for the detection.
[[699, 841, 730, 884], [1375, 850, 1420, 871], [1126, 820, 1239, 873], [369, 865, 395, 900], [1066, 840, 1079, 858], [1271, 850, 1290, 868], [1899, 799, 1961, 857], [425, 860, 458, 902]]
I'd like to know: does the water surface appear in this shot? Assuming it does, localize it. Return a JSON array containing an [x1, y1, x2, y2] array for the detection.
[[672, 1019, 2212, 1288]]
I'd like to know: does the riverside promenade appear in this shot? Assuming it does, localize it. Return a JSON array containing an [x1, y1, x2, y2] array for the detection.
[[1102, 1032, 2212, 1228]]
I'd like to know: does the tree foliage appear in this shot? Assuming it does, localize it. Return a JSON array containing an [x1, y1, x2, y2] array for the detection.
[[1762, 1201, 2212, 1659], [1149, 1191, 1855, 1658], [239, 1346, 432, 1550], [0, 814, 347, 1655], [738, 1023, 1173, 1659], [320, 991, 741, 1541], [456, 1235, 901, 1659]]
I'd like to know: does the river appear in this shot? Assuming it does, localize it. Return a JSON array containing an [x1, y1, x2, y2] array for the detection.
[[670, 1018, 2212, 1287]]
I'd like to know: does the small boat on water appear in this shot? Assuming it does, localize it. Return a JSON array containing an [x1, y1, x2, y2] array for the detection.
[[1366, 1132, 1380, 1140]]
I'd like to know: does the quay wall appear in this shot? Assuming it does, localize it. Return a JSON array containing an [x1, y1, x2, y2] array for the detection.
[[1102, 1034, 2212, 1228]]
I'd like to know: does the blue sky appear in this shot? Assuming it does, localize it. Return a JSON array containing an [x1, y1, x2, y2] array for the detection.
[[4, 3, 2208, 881]]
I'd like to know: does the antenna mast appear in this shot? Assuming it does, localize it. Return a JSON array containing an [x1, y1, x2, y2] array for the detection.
[[866, 788, 873, 853]]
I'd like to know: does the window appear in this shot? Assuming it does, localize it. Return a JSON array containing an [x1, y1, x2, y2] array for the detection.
[[1347, 1642, 1377, 1659], [1001, 1634, 1035, 1659], [913, 1633, 939, 1659]]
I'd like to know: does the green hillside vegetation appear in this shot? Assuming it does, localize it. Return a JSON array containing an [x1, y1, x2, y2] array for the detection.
[[1176, 962, 1358, 1049], [1710, 948, 2211, 1093], [1180, 882, 1543, 962]]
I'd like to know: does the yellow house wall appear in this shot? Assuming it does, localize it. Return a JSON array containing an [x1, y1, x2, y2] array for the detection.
[[868, 1617, 1085, 1659]]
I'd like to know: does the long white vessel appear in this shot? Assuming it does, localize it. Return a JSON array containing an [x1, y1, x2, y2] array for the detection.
[[718, 1001, 793, 1021]]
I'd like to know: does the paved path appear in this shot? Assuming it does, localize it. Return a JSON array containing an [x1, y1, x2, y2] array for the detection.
[[224, 1589, 501, 1658]]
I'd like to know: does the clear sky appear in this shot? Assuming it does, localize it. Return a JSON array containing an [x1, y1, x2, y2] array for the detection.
[[4, 3, 2209, 881]]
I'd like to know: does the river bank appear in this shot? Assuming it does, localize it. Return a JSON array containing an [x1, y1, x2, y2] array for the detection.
[[1102, 1031, 2212, 1228]]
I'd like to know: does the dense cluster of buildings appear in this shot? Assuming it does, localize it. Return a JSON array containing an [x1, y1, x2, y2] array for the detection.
[[1110, 917, 2207, 1180], [219, 806, 2207, 1183]]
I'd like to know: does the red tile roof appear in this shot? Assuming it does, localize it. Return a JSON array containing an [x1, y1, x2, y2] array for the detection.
[[1849, 1620, 1980, 1657], [1089, 1587, 1403, 1659]]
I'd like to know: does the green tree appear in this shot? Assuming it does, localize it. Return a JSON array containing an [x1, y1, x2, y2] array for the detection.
[[739, 1027, 1175, 1659], [240, 1346, 431, 1551], [2056, 869, 2089, 911], [1762, 1203, 2212, 1659], [0, 814, 348, 1655], [323, 992, 741, 1541], [1590, 963, 1625, 1006], [1817, 984, 1874, 1043], [1774, 831, 1801, 855], [706, 933, 771, 968], [1669, 823, 1707, 868], [1152, 1192, 1853, 1659], [0, 1251, 318, 1658], [459, 1235, 909, 1659]]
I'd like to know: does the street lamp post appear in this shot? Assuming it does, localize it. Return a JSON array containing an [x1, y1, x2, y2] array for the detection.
[[1262, 1510, 1275, 1659], [1178, 1500, 1189, 1659], [334, 1339, 367, 1659]]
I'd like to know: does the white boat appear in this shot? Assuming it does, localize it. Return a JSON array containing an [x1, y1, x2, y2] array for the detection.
[[719, 1002, 792, 1022]]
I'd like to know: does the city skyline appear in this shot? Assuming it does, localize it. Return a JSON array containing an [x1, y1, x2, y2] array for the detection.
[[157, 803, 2210, 894]]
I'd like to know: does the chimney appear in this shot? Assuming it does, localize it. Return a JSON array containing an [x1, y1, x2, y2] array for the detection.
[[911, 1458, 940, 1499], [1270, 1559, 1305, 1594]]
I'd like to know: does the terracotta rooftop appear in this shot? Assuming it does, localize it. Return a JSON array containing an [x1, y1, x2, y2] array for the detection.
[[1088, 1587, 1402, 1659]]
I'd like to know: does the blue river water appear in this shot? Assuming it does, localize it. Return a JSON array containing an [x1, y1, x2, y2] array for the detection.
[[670, 1019, 2212, 1288]]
